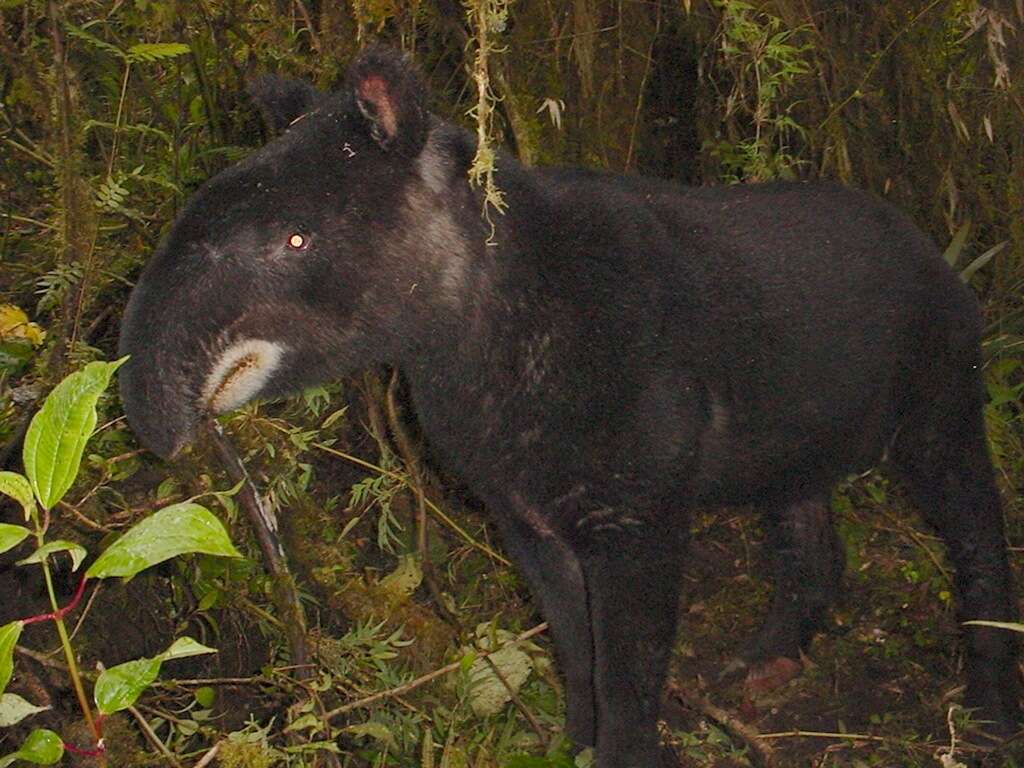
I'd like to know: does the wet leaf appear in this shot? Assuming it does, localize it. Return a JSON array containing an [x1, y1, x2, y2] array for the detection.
[[94, 636, 216, 714], [86, 502, 240, 580], [23, 359, 125, 510], [0, 729, 64, 767], [94, 657, 161, 715]]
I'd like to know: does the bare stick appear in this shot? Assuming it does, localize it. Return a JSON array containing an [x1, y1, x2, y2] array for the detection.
[[666, 682, 778, 768], [205, 421, 310, 678], [324, 622, 548, 722]]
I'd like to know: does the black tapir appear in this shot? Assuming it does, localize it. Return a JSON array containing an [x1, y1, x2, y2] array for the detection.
[[118, 46, 1019, 765]]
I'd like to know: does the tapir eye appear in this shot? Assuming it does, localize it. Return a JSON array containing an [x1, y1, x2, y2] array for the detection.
[[286, 233, 309, 250]]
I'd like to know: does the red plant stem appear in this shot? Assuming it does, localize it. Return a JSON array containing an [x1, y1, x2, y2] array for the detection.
[[22, 575, 89, 625], [62, 741, 106, 757]]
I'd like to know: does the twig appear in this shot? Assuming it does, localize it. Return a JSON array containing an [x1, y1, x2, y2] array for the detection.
[[758, 729, 889, 742], [484, 655, 549, 748], [205, 421, 310, 678], [324, 622, 548, 722], [15, 645, 68, 671], [817, 0, 945, 130], [879, 508, 952, 586], [128, 705, 184, 768], [191, 741, 221, 768], [666, 682, 778, 768], [292, 0, 321, 52], [624, 2, 661, 171]]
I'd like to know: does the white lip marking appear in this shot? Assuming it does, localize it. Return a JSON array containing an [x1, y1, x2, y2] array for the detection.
[[202, 339, 285, 413]]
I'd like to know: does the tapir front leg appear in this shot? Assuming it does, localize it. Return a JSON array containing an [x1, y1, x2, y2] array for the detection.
[[493, 498, 596, 747], [576, 513, 686, 767]]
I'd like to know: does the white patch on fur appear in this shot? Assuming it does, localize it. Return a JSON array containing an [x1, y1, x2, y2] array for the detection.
[[415, 131, 451, 194], [202, 338, 285, 413], [400, 185, 470, 303]]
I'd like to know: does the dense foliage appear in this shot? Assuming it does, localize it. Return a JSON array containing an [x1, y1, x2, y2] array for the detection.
[[1, 1, 1022, 766]]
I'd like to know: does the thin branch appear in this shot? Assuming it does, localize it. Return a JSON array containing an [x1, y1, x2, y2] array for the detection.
[[324, 622, 548, 722]]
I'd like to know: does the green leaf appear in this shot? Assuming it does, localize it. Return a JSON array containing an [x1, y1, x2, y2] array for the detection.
[[94, 657, 161, 715], [0, 694, 50, 726], [959, 240, 1009, 283], [23, 358, 126, 510], [86, 502, 240, 580], [158, 637, 217, 662], [63, 22, 125, 59], [94, 636, 217, 714], [127, 42, 191, 63], [942, 220, 970, 266], [0, 524, 30, 557], [0, 622, 23, 695], [17, 540, 87, 572], [194, 686, 215, 708], [342, 721, 396, 748], [0, 729, 65, 767], [378, 554, 422, 604], [0, 472, 35, 521]]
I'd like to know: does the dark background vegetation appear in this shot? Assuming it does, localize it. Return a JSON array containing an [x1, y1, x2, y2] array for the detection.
[[1, 1, 1023, 766]]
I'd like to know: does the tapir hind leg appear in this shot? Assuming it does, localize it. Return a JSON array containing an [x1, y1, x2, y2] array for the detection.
[[892, 361, 1020, 737]]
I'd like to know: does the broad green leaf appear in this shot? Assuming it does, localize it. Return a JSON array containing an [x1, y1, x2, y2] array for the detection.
[[94, 636, 216, 714], [127, 42, 191, 63], [17, 540, 87, 572], [0, 729, 64, 767], [94, 657, 161, 714], [0, 622, 23, 695], [86, 502, 240, 580], [0, 472, 35, 520], [0, 524, 30, 557], [0, 693, 50, 726], [158, 637, 217, 662], [23, 358, 126, 510]]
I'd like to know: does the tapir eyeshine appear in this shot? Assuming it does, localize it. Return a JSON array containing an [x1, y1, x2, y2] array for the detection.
[[118, 46, 1020, 765]]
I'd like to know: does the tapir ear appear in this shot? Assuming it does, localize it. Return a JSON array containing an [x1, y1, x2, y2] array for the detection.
[[247, 75, 323, 134], [346, 45, 428, 155]]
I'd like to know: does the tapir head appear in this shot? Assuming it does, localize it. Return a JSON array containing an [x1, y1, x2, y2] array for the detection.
[[119, 47, 481, 458]]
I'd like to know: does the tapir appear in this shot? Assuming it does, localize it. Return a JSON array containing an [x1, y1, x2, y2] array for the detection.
[[118, 46, 1019, 766]]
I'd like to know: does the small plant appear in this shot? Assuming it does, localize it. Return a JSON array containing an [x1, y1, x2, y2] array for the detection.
[[706, 0, 812, 182], [0, 359, 240, 766]]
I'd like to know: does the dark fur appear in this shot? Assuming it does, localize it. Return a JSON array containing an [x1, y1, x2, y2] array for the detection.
[[119, 47, 1019, 765]]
